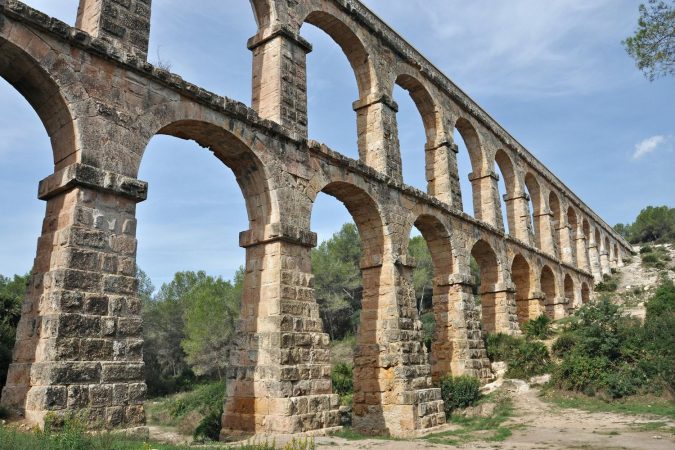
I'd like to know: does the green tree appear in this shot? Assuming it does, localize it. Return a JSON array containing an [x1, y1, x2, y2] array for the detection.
[[408, 236, 434, 311], [182, 268, 243, 378], [312, 223, 363, 340], [623, 0, 675, 81], [629, 205, 675, 243], [0, 273, 29, 387]]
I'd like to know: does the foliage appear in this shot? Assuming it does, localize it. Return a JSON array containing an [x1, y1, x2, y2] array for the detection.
[[146, 381, 225, 440], [439, 375, 481, 417], [484, 333, 551, 379], [522, 314, 552, 340], [551, 281, 675, 398], [420, 311, 435, 351], [0, 273, 28, 388], [181, 268, 243, 378], [615, 206, 675, 244], [331, 362, 353, 400], [409, 235, 434, 310], [623, 0, 675, 81], [311, 223, 363, 340]]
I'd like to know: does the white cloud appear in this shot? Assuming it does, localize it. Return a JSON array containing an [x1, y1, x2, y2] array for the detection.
[[632, 135, 670, 160]]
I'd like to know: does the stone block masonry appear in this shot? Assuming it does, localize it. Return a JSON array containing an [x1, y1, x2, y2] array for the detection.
[[0, 0, 631, 439]]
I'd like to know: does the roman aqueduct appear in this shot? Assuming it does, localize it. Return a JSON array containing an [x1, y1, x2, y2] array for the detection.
[[0, 0, 631, 438]]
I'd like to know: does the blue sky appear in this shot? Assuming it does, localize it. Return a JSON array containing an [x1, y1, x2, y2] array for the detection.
[[1, 0, 673, 289]]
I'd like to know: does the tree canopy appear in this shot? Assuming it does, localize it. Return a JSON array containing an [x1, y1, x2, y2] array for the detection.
[[623, 0, 675, 80], [614, 205, 675, 244]]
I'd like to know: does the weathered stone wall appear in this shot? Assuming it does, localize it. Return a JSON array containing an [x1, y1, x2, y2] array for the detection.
[[0, 0, 631, 439]]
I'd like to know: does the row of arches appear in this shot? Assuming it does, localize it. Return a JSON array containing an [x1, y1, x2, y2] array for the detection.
[[248, 0, 628, 280]]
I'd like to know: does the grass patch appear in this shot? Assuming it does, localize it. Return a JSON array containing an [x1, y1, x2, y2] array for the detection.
[[422, 393, 517, 446], [630, 421, 675, 434], [541, 389, 675, 420], [145, 381, 225, 440]]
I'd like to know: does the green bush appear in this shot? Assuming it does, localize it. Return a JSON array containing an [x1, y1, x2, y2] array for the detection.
[[439, 375, 481, 417], [484, 333, 551, 379], [641, 253, 658, 264], [595, 280, 618, 292], [551, 282, 675, 399], [552, 333, 577, 358], [640, 245, 653, 254], [522, 314, 552, 340], [331, 363, 353, 398]]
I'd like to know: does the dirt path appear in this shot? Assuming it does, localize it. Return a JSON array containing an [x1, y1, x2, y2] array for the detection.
[[306, 388, 674, 450]]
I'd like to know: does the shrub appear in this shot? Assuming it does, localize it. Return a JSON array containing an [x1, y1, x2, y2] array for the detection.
[[484, 333, 551, 379], [0, 405, 8, 420], [331, 363, 353, 398], [439, 375, 481, 417], [484, 333, 521, 362], [552, 333, 577, 358], [641, 253, 658, 264], [506, 340, 551, 379], [552, 354, 611, 392], [640, 245, 653, 254], [523, 314, 552, 340], [595, 280, 618, 292]]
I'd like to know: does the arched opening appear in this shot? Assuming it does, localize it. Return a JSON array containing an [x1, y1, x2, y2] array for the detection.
[[524, 173, 542, 248], [311, 181, 387, 433], [0, 37, 78, 410], [604, 237, 612, 268], [137, 120, 271, 437], [470, 240, 500, 333], [148, 1, 256, 101], [394, 75, 438, 193], [564, 274, 575, 312], [581, 282, 591, 304], [614, 243, 621, 266], [410, 215, 453, 381], [540, 265, 557, 319], [567, 207, 579, 265], [301, 11, 373, 160], [549, 191, 562, 258], [512, 254, 533, 327], [494, 150, 517, 235], [454, 118, 484, 217]]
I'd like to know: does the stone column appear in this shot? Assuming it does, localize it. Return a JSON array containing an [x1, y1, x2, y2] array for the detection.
[[558, 222, 575, 265], [478, 282, 520, 336], [535, 210, 556, 257], [431, 274, 491, 383], [1, 163, 148, 430], [425, 140, 456, 206], [551, 297, 567, 320], [222, 224, 340, 436], [599, 251, 611, 277], [588, 241, 602, 283], [516, 291, 545, 323], [503, 191, 532, 244], [468, 170, 502, 229], [352, 256, 444, 436], [76, 0, 151, 59], [249, 28, 312, 139], [353, 93, 403, 183], [575, 225, 590, 272], [617, 249, 625, 268]]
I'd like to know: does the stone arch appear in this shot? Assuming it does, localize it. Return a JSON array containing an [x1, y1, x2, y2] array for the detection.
[[511, 254, 533, 326], [0, 34, 77, 169], [540, 265, 557, 319], [454, 117, 485, 179], [582, 218, 591, 241], [494, 149, 517, 235], [394, 74, 439, 145], [581, 282, 591, 304], [302, 10, 374, 98], [250, 0, 273, 28], [151, 120, 275, 229], [614, 243, 621, 266], [524, 173, 543, 248], [564, 274, 575, 311], [412, 213, 454, 381], [470, 239, 501, 333], [549, 191, 562, 257]]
